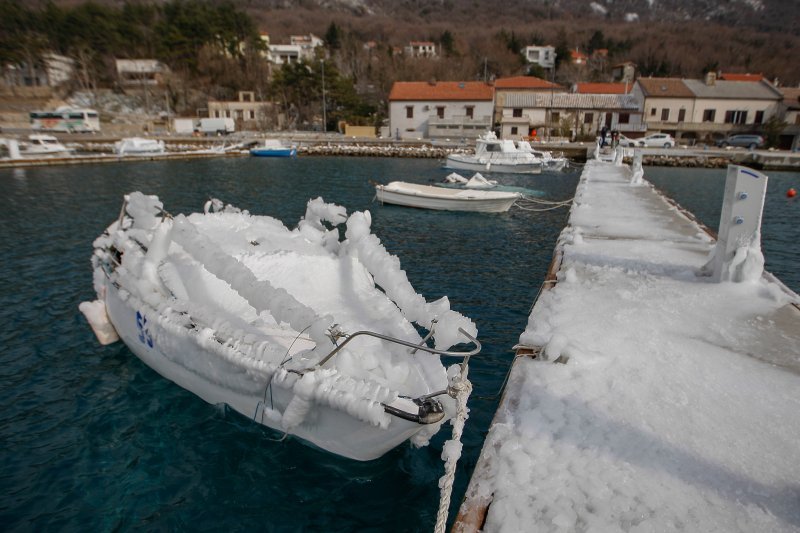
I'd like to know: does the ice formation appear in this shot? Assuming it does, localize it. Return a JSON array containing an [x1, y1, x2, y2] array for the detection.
[[464, 160, 800, 532], [85, 192, 478, 458]]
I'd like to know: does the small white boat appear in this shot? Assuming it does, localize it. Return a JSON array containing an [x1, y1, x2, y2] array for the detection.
[[516, 141, 568, 171], [375, 181, 520, 212], [250, 139, 297, 157], [80, 193, 479, 461], [115, 137, 166, 156], [445, 132, 542, 174], [19, 134, 71, 157]]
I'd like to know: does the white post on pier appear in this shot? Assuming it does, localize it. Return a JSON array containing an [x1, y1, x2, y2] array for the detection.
[[703, 165, 768, 282], [614, 147, 624, 165], [630, 150, 644, 184]]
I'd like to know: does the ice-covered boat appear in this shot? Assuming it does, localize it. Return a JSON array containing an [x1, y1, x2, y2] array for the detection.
[[114, 137, 166, 156], [445, 132, 542, 174], [516, 140, 568, 171], [80, 193, 479, 460]]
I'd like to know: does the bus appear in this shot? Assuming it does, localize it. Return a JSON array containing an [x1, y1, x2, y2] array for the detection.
[[29, 107, 100, 133]]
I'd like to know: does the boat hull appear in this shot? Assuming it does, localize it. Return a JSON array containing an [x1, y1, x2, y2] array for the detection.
[[445, 155, 542, 174], [102, 282, 424, 461], [250, 148, 297, 157], [376, 185, 519, 213]]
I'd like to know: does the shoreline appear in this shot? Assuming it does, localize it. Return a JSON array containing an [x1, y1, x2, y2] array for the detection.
[[2, 134, 800, 169]]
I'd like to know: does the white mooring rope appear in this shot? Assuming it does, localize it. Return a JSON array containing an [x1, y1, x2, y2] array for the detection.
[[434, 373, 473, 533]]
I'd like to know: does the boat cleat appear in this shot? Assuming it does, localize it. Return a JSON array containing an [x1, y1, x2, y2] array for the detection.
[[383, 396, 446, 425]]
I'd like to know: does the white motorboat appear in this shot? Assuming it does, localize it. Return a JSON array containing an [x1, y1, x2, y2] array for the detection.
[[516, 141, 568, 171], [115, 137, 166, 156], [375, 181, 520, 212], [445, 132, 542, 174], [19, 134, 71, 157], [80, 193, 479, 461], [250, 139, 297, 157]]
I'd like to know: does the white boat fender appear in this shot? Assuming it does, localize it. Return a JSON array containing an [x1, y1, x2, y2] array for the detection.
[[79, 299, 120, 345]]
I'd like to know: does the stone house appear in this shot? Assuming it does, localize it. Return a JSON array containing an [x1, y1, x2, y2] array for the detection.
[[388, 81, 493, 140]]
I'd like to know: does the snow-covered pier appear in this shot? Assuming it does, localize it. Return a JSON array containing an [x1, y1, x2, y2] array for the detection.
[[454, 159, 800, 532]]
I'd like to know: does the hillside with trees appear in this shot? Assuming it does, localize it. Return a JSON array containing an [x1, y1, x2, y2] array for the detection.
[[1, 0, 797, 130]]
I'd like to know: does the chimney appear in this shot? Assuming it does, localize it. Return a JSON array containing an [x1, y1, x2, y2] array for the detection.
[[705, 71, 716, 86]]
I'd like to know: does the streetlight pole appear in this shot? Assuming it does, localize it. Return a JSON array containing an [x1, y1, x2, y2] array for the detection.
[[321, 59, 327, 134]]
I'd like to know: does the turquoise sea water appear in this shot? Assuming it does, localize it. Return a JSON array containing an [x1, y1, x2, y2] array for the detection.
[[0, 158, 796, 531]]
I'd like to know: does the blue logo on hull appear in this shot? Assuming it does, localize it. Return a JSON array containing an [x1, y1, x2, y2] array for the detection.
[[136, 311, 154, 348]]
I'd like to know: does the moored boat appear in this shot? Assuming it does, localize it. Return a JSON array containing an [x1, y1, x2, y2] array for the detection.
[[250, 139, 297, 157], [375, 181, 520, 212], [114, 137, 166, 156], [19, 134, 71, 157], [445, 132, 542, 174], [80, 193, 479, 460], [516, 141, 569, 171]]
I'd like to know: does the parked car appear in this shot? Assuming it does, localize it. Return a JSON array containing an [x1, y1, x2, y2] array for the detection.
[[596, 133, 643, 147], [639, 133, 676, 148], [715, 134, 765, 149], [617, 134, 644, 147]]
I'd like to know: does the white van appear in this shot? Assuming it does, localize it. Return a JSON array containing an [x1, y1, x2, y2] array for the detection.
[[198, 118, 235, 135]]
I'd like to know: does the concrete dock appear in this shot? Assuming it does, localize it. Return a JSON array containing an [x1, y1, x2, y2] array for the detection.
[[454, 159, 800, 532]]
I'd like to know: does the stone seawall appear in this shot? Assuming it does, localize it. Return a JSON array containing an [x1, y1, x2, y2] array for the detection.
[[639, 152, 800, 170], [297, 143, 455, 158]]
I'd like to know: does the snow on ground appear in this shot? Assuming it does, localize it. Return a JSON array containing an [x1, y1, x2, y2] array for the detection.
[[462, 160, 800, 532]]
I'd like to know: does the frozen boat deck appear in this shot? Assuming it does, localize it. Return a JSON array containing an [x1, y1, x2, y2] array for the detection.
[[454, 160, 800, 532]]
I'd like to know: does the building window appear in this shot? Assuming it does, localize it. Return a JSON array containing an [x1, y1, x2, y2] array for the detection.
[[724, 110, 747, 124], [754, 110, 764, 124], [678, 109, 686, 122], [511, 126, 518, 135], [406, 106, 413, 119], [584, 112, 593, 124], [618, 113, 629, 124], [465, 106, 474, 119], [650, 108, 656, 116], [249, 110, 256, 120], [513, 108, 522, 118], [551, 112, 560, 123], [661, 108, 670, 121], [703, 109, 716, 122], [436, 106, 445, 119]]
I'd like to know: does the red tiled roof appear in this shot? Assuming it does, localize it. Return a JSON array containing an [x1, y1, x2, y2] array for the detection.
[[636, 77, 695, 98], [719, 73, 764, 82], [781, 87, 800, 109], [575, 82, 631, 94], [389, 81, 494, 101], [570, 49, 588, 61], [494, 76, 562, 90]]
